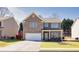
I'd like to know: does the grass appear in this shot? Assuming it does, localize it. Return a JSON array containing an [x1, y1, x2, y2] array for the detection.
[[0, 41, 16, 47], [0, 39, 19, 47], [41, 41, 79, 48], [1, 39, 18, 42]]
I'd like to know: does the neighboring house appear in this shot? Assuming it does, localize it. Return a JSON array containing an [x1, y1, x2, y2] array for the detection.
[[71, 18, 79, 39], [23, 13, 63, 41], [0, 16, 18, 38]]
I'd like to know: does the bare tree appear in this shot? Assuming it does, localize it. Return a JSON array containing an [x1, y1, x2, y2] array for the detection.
[[0, 7, 13, 17]]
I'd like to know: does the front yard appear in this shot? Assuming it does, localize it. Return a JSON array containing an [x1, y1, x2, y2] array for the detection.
[[0, 41, 15, 47], [40, 37, 79, 51], [0, 39, 19, 47], [40, 41, 79, 48], [1, 37, 79, 51]]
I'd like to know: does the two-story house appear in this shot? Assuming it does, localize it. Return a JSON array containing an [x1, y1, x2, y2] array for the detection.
[[0, 16, 18, 39], [23, 12, 63, 41], [71, 17, 79, 39]]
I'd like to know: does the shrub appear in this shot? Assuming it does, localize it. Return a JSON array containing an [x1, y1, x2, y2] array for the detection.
[[75, 37, 79, 40], [10, 37, 15, 39]]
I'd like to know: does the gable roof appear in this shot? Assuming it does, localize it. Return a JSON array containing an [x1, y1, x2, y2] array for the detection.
[[0, 16, 11, 21], [24, 12, 43, 21], [0, 16, 18, 26], [71, 18, 78, 28], [0, 16, 17, 21], [24, 12, 62, 23]]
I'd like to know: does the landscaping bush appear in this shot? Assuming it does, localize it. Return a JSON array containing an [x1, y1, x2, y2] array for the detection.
[[62, 37, 64, 39], [16, 32, 23, 40], [10, 37, 15, 39], [75, 37, 79, 40], [16, 34, 22, 40]]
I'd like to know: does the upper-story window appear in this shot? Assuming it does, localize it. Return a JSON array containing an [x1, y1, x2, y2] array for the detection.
[[44, 23, 49, 28], [51, 23, 59, 28], [30, 21, 37, 29]]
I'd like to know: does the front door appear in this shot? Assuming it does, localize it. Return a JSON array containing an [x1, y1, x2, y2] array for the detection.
[[43, 32, 49, 41]]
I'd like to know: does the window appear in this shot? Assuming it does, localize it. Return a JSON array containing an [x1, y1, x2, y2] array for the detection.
[[51, 23, 59, 28], [51, 32, 60, 38], [30, 22, 37, 29], [0, 22, 1, 27], [0, 31, 2, 36], [44, 23, 49, 28]]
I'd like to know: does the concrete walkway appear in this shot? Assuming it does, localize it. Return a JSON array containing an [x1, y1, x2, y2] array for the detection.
[[0, 41, 40, 52]]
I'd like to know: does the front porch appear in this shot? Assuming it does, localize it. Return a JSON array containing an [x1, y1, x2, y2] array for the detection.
[[41, 30, 63, 42]]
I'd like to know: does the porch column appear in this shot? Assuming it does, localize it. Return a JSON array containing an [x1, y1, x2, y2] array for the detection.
[[23, 31, 25, 40], [41, 30, 43, 40], [61, 30, 63, 41], [49, 30, 50, 40]]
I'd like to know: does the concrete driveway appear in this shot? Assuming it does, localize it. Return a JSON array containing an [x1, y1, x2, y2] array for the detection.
[[0, 41, 40, 52]]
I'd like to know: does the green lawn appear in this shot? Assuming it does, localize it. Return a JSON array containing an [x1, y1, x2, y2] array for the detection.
[[1, 39, 18, 42], [41, 41, 79, 48], [0, 39, 19, 47]]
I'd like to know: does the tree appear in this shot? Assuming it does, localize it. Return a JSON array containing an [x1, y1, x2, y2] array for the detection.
[[19, 22, 23, 32], [0, 7, 13, 17], [16, 22, 23, 40], [61, 18, 73, 31], [61, 18, 74, 36]]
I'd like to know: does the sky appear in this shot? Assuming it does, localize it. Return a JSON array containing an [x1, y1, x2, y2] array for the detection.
[[8, 7, 79, 24]]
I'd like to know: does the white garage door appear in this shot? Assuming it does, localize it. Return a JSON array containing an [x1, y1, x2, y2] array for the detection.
[[25, 33, 41, 41]]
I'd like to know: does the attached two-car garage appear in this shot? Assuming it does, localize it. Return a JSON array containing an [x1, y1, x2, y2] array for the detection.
[[25, 33, 41, 41]]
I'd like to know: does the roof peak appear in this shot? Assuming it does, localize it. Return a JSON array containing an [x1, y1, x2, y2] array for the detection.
[[30, 12, 37, 15]]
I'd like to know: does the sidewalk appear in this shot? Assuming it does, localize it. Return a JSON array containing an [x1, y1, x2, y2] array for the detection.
[[0, 41, 40, 51]]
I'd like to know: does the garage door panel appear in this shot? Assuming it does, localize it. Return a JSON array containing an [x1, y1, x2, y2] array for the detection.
[[25, 33, 41, 41]]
